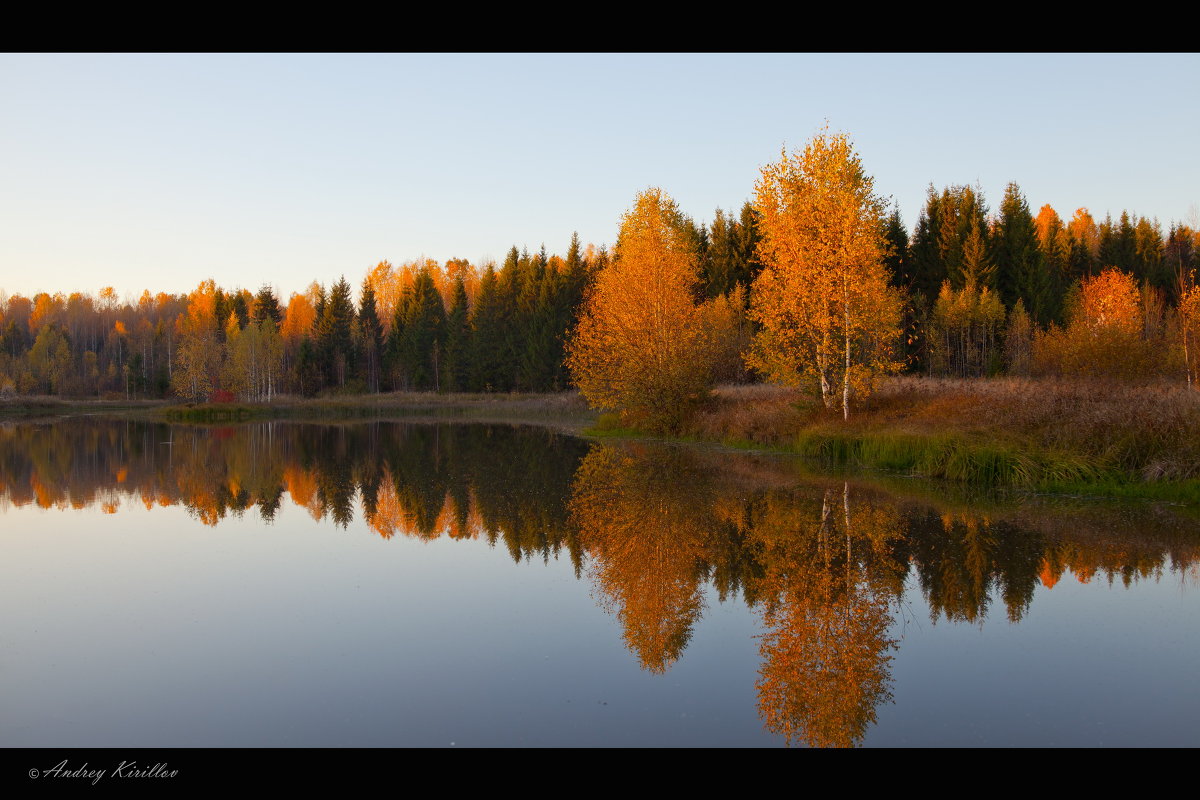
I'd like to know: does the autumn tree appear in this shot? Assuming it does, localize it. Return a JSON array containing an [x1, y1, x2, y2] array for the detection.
[[28, 323, 72, 394], [1067, 208, 1100, 281], [566, 188, 714, 433], [172, 280, 222, 401], [1180, 282, 1200, 388], [1031, 267, 1167, 379], [927, 279, 1005, 377], [748, 130, 903, 419]]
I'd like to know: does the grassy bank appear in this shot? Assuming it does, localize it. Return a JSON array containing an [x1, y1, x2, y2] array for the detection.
[[157, 391, 596, 429], [660, 378, 1200, 499], [0, 390, 598, 431], [5, 393, 595, 431], [0, 397, 165, 420]]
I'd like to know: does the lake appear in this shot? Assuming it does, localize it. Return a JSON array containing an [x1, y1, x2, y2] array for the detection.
[[2, 418, 1198, 747]]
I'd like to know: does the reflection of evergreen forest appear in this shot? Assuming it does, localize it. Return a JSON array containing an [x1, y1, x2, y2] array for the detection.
[[0, 420, 590, 567], [3, 421, 1198, 745]]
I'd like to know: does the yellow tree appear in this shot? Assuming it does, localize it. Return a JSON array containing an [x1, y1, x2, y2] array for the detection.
[[748, 129, 903, 419], [566, 187, 713, 433], [1180, 280, 1200, 389], [172, 280, 221, 401]]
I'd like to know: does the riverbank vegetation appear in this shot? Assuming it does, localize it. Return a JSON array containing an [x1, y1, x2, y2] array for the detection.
[[681, 379, 1200, 496]]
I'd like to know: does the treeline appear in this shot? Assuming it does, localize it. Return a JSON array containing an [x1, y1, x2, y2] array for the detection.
[[2, 184, 1199, 401], [0, 235, 605, 399], [892, 184, 1200, 381]]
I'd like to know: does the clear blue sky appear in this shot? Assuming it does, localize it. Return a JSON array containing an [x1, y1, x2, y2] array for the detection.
[[2, 53, 1197, 301]]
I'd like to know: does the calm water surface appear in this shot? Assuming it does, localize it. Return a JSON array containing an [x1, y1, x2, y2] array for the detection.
[[2, 419, 1198, 747]]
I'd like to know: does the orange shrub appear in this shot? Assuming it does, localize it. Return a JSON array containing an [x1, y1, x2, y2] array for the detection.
[[1031, 268, 1171, 380]]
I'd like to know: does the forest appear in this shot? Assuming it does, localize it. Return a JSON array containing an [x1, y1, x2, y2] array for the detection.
[[2, 156, 1199, 411]]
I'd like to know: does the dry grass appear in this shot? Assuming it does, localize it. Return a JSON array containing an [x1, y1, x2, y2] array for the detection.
[[870, 377, 1200, 479], [690, 384, 815, 445], [155, 390, 597, 427], [686, 377, 1200, 482]]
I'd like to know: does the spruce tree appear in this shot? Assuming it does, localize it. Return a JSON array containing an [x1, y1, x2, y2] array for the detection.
[[705, 208, 737, 298], [398, 266, 446, 391], [356, 279, 383, 392], [734, 201, 762, 290], [441, 275, 471, 392], [317, 277, 355, 389], [1135, 216, 1167, 292], [909, 186, 946, 302], [251, 285, 282, 327], [883, 205, 910, 288], [1114, 211, 1137, 272], [385, 290, 409, 390], [993, 182, 1050, 322], [470, 265, 503, 392]]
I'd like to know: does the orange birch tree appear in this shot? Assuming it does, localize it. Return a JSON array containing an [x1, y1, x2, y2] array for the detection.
[[566, 188, 712, 433], [748, 130, 902, 419]]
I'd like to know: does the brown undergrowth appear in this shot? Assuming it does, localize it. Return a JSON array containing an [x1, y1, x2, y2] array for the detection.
[[688, 377, 1200, 483]]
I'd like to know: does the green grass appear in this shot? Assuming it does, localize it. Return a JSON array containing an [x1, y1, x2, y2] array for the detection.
[[1039, 477, 1200, 504], [790, 429, 1109, 488], [0, 398, 163, 419], [159, 403, 276, 422]]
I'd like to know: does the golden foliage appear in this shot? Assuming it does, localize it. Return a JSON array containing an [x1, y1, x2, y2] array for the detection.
[[566, 188, 713, 433], [1031, 268, 1170, 380], [748, 129, 903, 418], [171, 280, 221, 401], [752, 485, 900, 747], [928, 280, 1006, 377], [569, 444, 713, 673], [698, 285, 753, 384], [281, 291, 317, 346], [1067, 208, 1099, 259], [1075, 268, 1141, 335], [1180, 282, 1200, 387]]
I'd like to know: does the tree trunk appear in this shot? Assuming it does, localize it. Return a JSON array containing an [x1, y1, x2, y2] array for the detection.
[[843, 284, 851, 421], [818, 333, 833, 409]]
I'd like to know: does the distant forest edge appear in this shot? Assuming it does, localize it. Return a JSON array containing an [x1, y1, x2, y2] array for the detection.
[[2, 184, 1199, 403]]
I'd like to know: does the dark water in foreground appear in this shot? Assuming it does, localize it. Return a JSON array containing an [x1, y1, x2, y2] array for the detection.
[[2, 419, 1198, 747]]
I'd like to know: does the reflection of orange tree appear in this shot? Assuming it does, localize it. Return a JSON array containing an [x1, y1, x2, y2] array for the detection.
[[569, 443, 720, 674], [173, 433, 232, 526], [751, 484, 900, 748]]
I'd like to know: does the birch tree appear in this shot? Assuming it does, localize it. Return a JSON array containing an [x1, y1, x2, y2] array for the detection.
[[747, 130, 903, 419], [566, 188, 713, 433]]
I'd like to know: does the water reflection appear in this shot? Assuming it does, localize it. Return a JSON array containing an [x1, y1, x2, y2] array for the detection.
[[0, 419, 588, 565], [570, 443, 721, 673], [2, 419, 1198, 746]]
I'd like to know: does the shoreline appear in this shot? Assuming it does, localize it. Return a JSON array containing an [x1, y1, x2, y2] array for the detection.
[[5, 379, 1199, 503]]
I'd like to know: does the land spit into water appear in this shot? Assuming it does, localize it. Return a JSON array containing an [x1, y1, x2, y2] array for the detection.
[[4, 377, 1199, 500], [0, 391, 597, 432]]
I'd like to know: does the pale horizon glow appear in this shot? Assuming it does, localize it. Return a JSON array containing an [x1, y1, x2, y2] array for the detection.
[[2, 53, 1198, 302]]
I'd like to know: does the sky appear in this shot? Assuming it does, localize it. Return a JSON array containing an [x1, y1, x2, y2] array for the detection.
[[2, 53, 1197, 302]]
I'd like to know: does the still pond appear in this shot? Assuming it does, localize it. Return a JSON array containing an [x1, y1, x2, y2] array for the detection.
[[2, 419, 1198, 747]]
